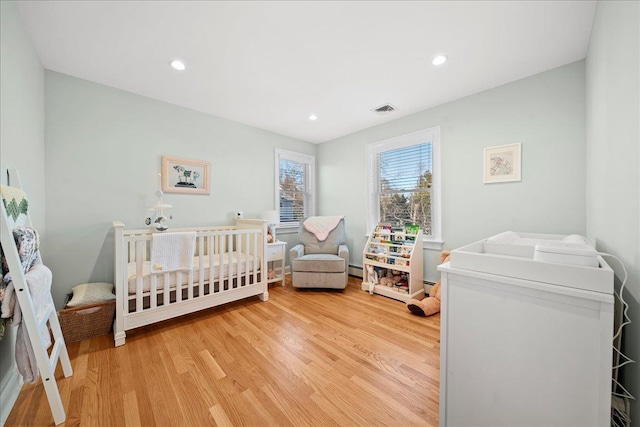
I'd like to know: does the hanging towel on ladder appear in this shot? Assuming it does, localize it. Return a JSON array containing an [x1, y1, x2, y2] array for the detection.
[[150, 231, 196, 273], [1, 264, 53, 383]]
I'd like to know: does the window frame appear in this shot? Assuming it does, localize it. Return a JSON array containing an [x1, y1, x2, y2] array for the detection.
[[274, 148, 316, 230], [365, 127, 442, 249]]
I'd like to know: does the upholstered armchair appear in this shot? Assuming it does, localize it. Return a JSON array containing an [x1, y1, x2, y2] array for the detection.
[[289, 217, 349, 289]]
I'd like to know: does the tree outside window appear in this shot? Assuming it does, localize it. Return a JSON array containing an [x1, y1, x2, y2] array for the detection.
[[378, 144, 433, 235], [279, 159, 306, 222], [275, 149, 315, 225]]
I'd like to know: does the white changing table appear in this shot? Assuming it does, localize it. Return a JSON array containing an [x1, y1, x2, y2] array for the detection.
[[438, 232, 614, 427]]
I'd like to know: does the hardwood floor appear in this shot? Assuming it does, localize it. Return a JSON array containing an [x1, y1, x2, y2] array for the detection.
[[6, 276, 440, 426]]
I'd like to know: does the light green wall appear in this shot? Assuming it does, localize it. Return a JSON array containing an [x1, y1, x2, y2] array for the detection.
[[586, 0, 639, 420], [0, 0, 46, 417], [318, 61, 587, 282], [0, 1, 46, 231], [44, 71, 315, 308]]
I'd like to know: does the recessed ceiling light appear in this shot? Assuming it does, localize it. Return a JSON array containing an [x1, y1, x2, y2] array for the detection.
[[309, 114, 318, 121], [170, 60, 186, 71], [432, 55, 447, 66]]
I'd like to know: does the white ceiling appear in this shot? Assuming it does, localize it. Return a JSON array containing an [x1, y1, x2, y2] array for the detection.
[[17, 1, 596, 144]]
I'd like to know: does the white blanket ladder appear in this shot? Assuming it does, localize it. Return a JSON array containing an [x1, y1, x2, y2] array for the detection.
[[0, 169, 72, 425]]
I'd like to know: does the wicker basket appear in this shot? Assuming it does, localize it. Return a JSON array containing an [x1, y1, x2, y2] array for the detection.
[[58, 300, 116, 344]]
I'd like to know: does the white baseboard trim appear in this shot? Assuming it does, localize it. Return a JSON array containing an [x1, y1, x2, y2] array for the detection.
[[1, 367, 23, 426], [349, 265, 364, 278], [290, 264, 435, 292], [288, 264, 365, 279]]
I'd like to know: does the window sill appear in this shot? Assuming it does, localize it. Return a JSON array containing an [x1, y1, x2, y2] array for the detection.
[[422, 239, 444, 251]]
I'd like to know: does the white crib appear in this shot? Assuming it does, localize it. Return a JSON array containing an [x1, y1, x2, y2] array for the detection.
[[112, 219, 268, 346]]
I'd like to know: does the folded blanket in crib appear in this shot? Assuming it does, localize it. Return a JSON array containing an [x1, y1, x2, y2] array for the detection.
[[150, 231, 196, 273], [303, 216, 344, 241], [1, 264, 53, 384]]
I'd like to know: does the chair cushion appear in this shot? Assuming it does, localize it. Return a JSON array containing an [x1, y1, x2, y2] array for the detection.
[[292, 254, 345, 273], [292, 271, 346, 289]]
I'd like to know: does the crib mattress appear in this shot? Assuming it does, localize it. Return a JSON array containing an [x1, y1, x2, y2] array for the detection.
[[127, 253, 260, 294]]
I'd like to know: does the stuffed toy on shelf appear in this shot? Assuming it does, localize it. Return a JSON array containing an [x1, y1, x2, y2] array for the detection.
[[406, 250, 450, 316]]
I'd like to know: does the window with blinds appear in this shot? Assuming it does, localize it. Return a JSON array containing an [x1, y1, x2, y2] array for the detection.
[[377, 143, 433, 234], [366, 127, 441, 244], [275, 149, 315, 224]]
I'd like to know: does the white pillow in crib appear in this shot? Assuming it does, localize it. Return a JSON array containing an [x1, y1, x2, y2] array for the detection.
[[66, 282, 115, 307]]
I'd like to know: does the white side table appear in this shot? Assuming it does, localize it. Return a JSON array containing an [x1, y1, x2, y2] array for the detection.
[[266, 241, 287, 286]]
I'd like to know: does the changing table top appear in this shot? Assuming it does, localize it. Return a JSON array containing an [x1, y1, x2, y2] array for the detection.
[[440, 231, 613, 294]]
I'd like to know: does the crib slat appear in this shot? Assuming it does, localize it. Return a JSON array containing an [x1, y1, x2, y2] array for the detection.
[[254, 231, 259, 285], [129, 241, 135, 263], [176, 271, 182, 302], [244, 233, 249, 285], [151, 274, 157, 309], [142, 242, 148, 266], [245, 230, 250, 285], [163, 272, 170, 306], [120, 240, 130, 316], [218, 235, 224, 292], [224, 234, 230, 291], [240, 233, 246, 286], [135, 241, 144, 313], [253, 231, 257, 284], [198, 236, 205, 297], [237, 234, 243, 288], [220, 235, 225, 292], [228, 233, 234, 290], [209, 236, 215, 295], [244, 234, 253, 285], [234, 233, 239, 289], [250, 232, 255, 285]]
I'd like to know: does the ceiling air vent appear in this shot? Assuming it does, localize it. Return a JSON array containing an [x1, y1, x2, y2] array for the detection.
[[372, 103, 398, 114]]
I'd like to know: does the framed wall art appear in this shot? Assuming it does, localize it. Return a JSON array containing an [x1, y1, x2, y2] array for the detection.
[[483, 143, 521, 184], [161, 155, 210, 194]]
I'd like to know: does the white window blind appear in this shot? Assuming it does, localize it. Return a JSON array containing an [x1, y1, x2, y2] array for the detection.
[[366, 127, 441, 245], [377, 143, 433, 233], [275, 149, 315, 225]]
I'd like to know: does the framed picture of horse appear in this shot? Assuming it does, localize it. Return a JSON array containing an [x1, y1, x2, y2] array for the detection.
[[161, 155, 210, 194]]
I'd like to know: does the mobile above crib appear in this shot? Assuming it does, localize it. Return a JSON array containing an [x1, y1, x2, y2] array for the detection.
[[145, 173, 172, 231]]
